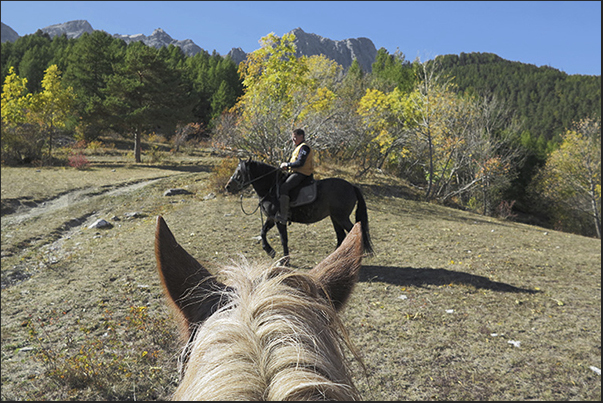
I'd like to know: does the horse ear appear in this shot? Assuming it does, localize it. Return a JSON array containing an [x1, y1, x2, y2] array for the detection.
[[308, 222, 364, 310], [155, 216, 225, 336]]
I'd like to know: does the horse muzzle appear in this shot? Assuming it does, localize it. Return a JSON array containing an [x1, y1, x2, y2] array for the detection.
[[225, 178, 240, 194]]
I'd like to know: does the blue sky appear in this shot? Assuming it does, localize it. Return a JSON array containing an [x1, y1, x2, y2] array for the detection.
[[1, 1, 600, 76]]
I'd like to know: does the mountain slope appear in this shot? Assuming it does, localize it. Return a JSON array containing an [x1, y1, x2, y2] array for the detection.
[[1, 22, 19, 42], [434, 52, 601, 141]]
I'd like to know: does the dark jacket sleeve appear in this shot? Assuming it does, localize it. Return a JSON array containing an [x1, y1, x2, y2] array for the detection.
[[288, 145, 310, 168]]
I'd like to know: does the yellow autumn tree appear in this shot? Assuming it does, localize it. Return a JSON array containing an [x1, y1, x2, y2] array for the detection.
[[532, 118, 601, 238], [294, 55, 340, 125], [217, 33, 340, 162], [355, 68, 472, 188], [360, 60, 522, 212], [28, 64, 76, 163], [356, 87, 412, 173], [1, 66, 40, 164], [1, 66, 32, 126]]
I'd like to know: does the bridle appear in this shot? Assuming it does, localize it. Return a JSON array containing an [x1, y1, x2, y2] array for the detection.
[[226, 160, 250, 191], [229, 160, 282, 217], [229, 160, 281, 191]]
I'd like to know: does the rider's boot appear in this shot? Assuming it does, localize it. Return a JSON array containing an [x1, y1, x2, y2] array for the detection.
[[275, 195, 290, 225]]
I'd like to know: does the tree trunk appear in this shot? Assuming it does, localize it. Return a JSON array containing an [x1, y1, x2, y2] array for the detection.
[[48, 122, 54, 165], [134, 129, 142, 163], [591, 194, 601, 239], [425, 134, 434, 201]]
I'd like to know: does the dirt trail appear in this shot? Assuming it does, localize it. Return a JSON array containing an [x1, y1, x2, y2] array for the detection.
[[1, 178, 164, 228], [1, 177, 170, 289]]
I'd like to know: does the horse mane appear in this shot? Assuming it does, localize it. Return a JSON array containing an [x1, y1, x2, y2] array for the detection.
[[173, 259, 362, 401], [248, 159, 279, 177], [250, 159, 277, 169]]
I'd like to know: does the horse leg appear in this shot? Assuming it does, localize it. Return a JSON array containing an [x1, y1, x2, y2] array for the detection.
[[261, 218, 277, 258], [276, 222, 290, 265], [330, 215, 354, 248]]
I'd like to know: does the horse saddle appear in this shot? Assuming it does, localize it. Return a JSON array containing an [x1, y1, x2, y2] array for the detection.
[[289, 177, 317, 207]]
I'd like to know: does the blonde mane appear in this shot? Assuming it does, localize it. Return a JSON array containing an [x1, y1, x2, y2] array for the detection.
[[175, 261, 361, 400], [154, 216, 366, 401]]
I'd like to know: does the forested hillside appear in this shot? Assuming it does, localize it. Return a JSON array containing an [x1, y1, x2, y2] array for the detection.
[[432, 53, 600, 238], [2, 32, 599, 151], [1, 31, 600, 238], [1, 30, 243, 130], [435, 52, 601, 148]]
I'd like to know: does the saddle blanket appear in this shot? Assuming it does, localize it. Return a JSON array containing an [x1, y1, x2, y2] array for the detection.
[[290, 180, 317, 207]]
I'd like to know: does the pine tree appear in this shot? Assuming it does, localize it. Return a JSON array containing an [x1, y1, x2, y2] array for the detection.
[[104, 42, 193, 162]]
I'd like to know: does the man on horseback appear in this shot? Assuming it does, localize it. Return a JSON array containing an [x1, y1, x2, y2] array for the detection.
[[275, 128, 314, 225]]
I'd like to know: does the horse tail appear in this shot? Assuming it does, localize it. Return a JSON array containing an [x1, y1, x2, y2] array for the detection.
[[353, 186, 374, 255]]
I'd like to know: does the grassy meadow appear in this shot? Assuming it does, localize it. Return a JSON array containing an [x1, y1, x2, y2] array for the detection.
[[1, 141, 600, 400]]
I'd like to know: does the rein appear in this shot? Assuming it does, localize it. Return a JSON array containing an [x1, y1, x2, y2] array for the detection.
[[235, 163, 281, 219], [239, 194, 262, 216], [239, 166, 281, 189]]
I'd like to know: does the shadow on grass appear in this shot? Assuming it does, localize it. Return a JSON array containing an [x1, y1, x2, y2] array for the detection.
[[360, 265, 538, 294]]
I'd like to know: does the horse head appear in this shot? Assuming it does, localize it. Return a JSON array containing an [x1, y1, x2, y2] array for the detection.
[[225, 157, 252, 194], [154, 215, 365, 400]]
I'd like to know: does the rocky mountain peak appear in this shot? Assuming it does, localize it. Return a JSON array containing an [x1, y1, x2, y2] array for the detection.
[[226, 47, 248, 65], [227, 28, 377, 72], [150, 28, 172, 41], [287, 27, 377, 72], [41, 19, 94, 39], [112, 26, 202, 56], [2, 20, 378, 71]]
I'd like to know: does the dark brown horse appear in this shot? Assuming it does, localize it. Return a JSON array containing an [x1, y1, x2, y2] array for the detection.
[[225, 158, 373, 261], [155, 216, 366, 400]]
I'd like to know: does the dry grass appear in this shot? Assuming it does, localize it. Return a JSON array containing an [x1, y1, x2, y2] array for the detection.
[[1, 145, 600, 400]]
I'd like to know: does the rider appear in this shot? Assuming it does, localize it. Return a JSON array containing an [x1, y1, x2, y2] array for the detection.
[[275, 128, 314, 225]]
